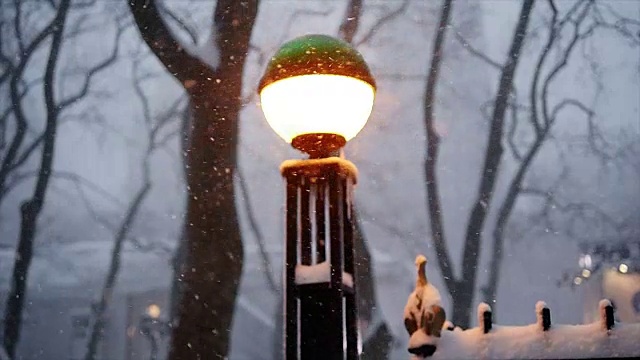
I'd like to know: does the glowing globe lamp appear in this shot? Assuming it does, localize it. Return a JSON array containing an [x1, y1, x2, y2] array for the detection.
[[258, 34, 376, 158]]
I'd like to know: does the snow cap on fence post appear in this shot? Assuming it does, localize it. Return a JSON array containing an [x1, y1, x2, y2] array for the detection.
[[599, 299, 615, 331], [478, 302, 492, 334], [443, 320, 454, 331], [536, 301, 551, 331]]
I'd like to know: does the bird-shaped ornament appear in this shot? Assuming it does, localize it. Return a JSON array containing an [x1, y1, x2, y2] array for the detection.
[[403, 255, 447, 358]]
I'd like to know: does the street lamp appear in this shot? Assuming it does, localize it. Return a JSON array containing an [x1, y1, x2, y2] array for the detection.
[[259, 34, 376, 360], [259, 34, 376, 159]]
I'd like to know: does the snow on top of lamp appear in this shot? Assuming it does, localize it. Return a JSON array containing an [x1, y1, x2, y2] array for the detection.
[[258, 34, 376, 158]]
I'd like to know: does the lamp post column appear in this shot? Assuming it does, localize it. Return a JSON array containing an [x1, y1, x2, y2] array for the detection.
[[281, 159, 358, 360], [256, 33, 376, 360]]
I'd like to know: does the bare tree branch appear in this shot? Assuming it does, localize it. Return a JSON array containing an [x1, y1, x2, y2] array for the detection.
[[0, 9, 64, 199], [57, 21, 126, 111], [482, 126, 549, 307], [423, 0, 456, 295], [85, 46, 179, 360], [150, 96, 187, 149], [336, 3, 396, 353], [247, 7, 334, 70], [593, 2, 640, 46], [453, 31, 502, 70], [541, 2, 596, 127], [158, 3, 199, 46], [339, 0, 363, 44], [128, 0, 213, 84], [529, 0, 559, 134], [127, 235, 173, 255], [236, 167, 278, 295], [12, 0, 26, 55], [0, 76, 43, 158], [506, 99, 523, 161], [6, 133, 44, 174], [355, 0, 410, 47], [0, 19, 14, 82], [481, 0, 627, 315], [3, 1, 71, 356], [521, 186, 623, 238], [64, 13, 102, 40], [2, 169, 123, 236], [84, 180, 151, 360]]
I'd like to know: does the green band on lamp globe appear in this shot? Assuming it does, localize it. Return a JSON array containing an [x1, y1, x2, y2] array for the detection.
[[258, 34, 376, 92]]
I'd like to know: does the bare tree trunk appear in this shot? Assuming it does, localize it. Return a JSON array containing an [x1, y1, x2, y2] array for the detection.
[[454, 0, 534, 328], [173, 77, 243, 359], [129, 1, 260, 357], [2, 1, 70, 357], [481, 1, 561, 310], [169, 103, 191, 329], [423, 0, 456, 299]]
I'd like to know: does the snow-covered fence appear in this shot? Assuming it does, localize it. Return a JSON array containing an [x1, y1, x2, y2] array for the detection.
[[417, 299, 640, 359], [405, 255, 640, 359]]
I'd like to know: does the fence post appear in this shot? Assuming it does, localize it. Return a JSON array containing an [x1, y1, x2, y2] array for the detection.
[[478, 303, 492, 334], [599, 299, 615, 332], [536, 301, 551, 331], [443, 320, 454, 331]]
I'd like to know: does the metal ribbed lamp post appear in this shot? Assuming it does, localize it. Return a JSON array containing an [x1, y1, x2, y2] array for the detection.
[[258, 34, 376, 360]]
